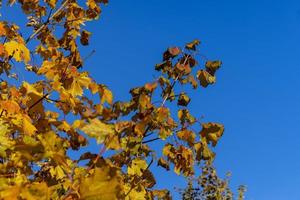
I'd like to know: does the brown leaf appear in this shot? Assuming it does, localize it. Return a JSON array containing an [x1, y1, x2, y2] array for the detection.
[[80, 30, 91, 46]]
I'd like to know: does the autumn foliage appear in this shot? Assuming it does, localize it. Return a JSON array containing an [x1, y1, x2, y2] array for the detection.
[[0, 0, 232, 199]]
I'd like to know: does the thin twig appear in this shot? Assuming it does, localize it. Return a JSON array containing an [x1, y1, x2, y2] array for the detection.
[[142, 137, 160, 144], [86, 142, 107, 172], [144, 132, 154, 138], [45, 97, 64, 103], [161, 54, 190, 107], [25, 0, 70, 43]]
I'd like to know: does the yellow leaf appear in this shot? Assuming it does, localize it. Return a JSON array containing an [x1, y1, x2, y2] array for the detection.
[[176, 129, 195, 146], [22, 82, 44, 114], [69, 72, 91, 96], [88, 82, 99, 94], [86, 0, 98, 9], [185, 39, 200, 50], [159, 127, 172, 140], [200, 122, 224, 146], [79, 165, 123, 200], [38, 61, 56, 79], [49, 165, 66, 180], [156, 107, 170, 122], [139, 93, 152, 111], [57, 120, 71, 132], [0, 120, 15, 157], [4, 40, 30, 63], [38, 131, 67, 162], [99, 85, 113, 105], [105, 133, 121, 150], [0, 100, 20, 115], [22, 115, 37, 135], [11, 114, 37, 135], [197, 70, 216, 87], [20, 182, 49, 200], [152, 189, 171, 199], [124, 184, 147, 200], [73, 120, 84, 129], [45, 0, 57, 8], [81, 118, 115, 144], [134, 121, 146, 137], [0, 185, 20, 200], [128, 158, 148, 176]]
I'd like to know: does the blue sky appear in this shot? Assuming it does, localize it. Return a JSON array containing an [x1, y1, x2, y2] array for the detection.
[[2, 0, 300, 199], [88, 1, 300, 199]]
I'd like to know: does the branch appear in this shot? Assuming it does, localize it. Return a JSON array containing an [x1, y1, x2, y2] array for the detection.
[[0, 110, 4, 118], [86, 144, 106, 172], [161, 54, 190, 107], [28, 93, 49, 110], [144, 131, 154, 138], [142, 137, 160, 144], [25, 0, 70, 43], [45, 97, 63, 103]]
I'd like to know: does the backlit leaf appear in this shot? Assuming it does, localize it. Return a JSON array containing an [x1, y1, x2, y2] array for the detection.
[[4, 40, 30, 63], [81, 118, 115, 143]]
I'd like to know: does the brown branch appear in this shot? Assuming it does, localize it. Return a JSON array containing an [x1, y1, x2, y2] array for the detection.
[[142, 137, 160, 144], [144, 132, 154, 138], [0, 110, 4, 118], [45, 97, 64, 103], [86, 139, 108, 172], [88, 145, 106, 170], [28, 93, 49, 110]]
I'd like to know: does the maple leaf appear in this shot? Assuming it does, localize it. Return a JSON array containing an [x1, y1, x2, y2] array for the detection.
[[197, 70, 216, 87], [22, 82, 44, 114], [81, 118, 115, 143], [11, 114, 37, 135], [185, 39, 200, 50], [49, 165, 66, 180], [67, 70, 91, 97], [98, 84, 113, 105], [200, 122, 224, 146], [124, 184, 148, 200], [79, 165, 124, 199], [37, 60, 57, 80], [4, 40, 30, 63], [128, 158, 148, 176], [177, 129, 196, 146]]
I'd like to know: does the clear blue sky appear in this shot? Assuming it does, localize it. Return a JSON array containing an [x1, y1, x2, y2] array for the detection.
[[2, 0, 300, 199], [89, 1, 300, 199]]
